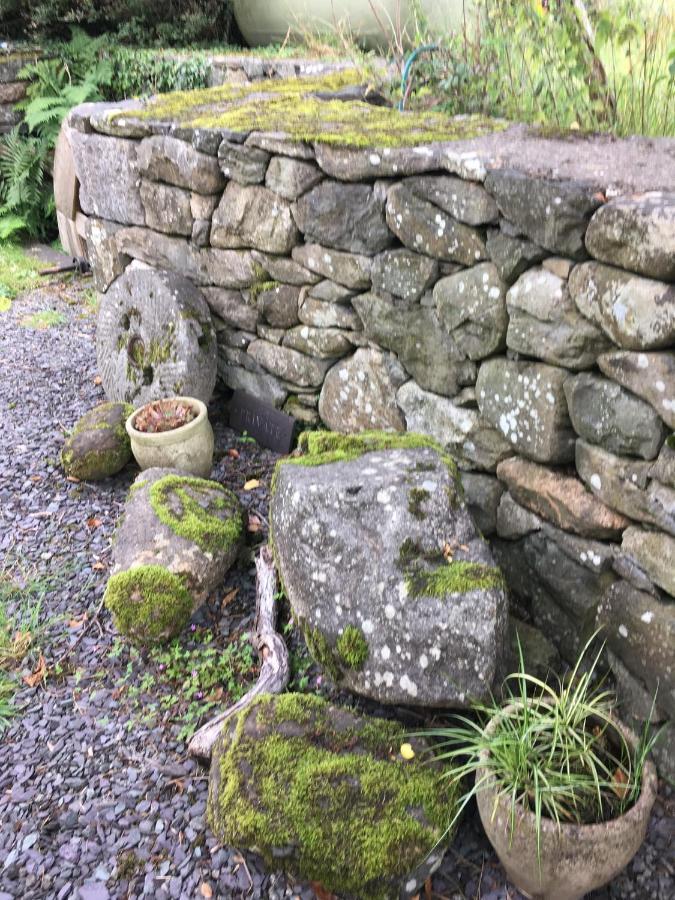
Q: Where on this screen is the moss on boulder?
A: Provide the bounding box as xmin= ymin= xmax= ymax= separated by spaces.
xmin=104 ymin=564 xmax=193 ymax=645
xmin=208 ymin=693 xmax=459 ymax=899
xmin=61 ymin=402 xmax=134 ymax=481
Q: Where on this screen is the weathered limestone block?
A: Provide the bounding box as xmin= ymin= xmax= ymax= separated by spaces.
xmin=271 ymin=433 xmax=509 ymax=706
xmin=564 ymin=373 xmax=668 ymax=460
xmin=621 ymin=526 xmax=675 ymax=598
xmin=292 ymin=180 xmax=393 ymax=254
xmin=569 ymin=262 xmax=675 ymax=350
xmin=265 ymin=155 xmax=323 ymax=200
xmin=71 ymin=132 xmax=145 ymax=226
xmin=461 ymin=473 xmax=504 ymax=536
xmin=476 ymin=359 xmax=576 ymax=464
xmin=313 ymin=141 xmax=443 ymax=180
xmin=319 ymin=349 xmax=407 ymax=432
xmin=106 ymin=468 xmax=243 ymax=644
xmin=247 ymin=340 xmax=332 ymax=388
xmin=435 ymin=262 xmax=508 ymax=359
xmin=299 ymin=296 xmax=362 ymax=330
xmin=597 ymin=350 xmax=675 ymax=430
xmin=61 ymin=402 xmax=133 ymax=481
xmin=371 ymin=249 xmax=438 ymax=302
xmin=585 ymin=192 xmax=675 ymax=281
xmin=576 ymin=440 xmax=675 ymax=536
xmin=96 ymin=267 xmax=217 ymax=405
xmin=137 ymin=134 xmax=225 ymax=193
xmin=397 ymin=380 xmax=512 ymax=472
xmin=597 ymin=580 xmax=675 ymax=718
xmin=207 ymin=693 xmax=457 ymax=899
xmin=543 ymin=257 xmax=574 ymax=279
xmin=293 ymin=243 xmax=372 ymax=290
xmin=386 ymin=182 xmax=488 ymax=265
xmin=496 ymin=492 xmax=544 ymax=540
xmin=84 ymin=218 xmax=128 ymax=292
xmin=202 ymin=288 xmax=259 ymax=331
xmin=506 ymin=268 xmax=611 ymax=369
xmin=283 ymin=325 xmax=353 ymax=359
xmin=218 ymin=140 xmax=269 ymax=184
xmin=190 ymin=192 xmax=220 ymax=221
xmin=257 ymin=284 xmax=301 ymax=328
xmin=651 ymin=441 xmax=675 ymax=489
xmin=353 ymin=293 xmax=476 ymax=396
xmin=496 ymin=456 xmax=629 ymax=539
xmin=251 ymin=250 xmax=321 ymax=286
xmin=486 ymin=230 xmax=547 ymax=284
xmin=211 ymin=182 xmax=299 ymax=254
xmin=484 ymin=170 xmax=602 ymax=258
xmin=140 ymin=180 xmax=193 ymax=236
xmin=219 ymin=364 xmax=288 ymax=408
xmin=308 ymin=280 xmax=355 ymax=303
xmin=404 ymin=174 xmax=499 ymax=226
xmin=247 ymin=132 xmax=314 ymax=159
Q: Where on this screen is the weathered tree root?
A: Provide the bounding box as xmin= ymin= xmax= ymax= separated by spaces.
xmin=188 ymin=544 xmax=290 ymax=761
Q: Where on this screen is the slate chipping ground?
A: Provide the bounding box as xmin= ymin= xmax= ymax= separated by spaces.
xmin=0 ymin=279 xmax=673 ymax=899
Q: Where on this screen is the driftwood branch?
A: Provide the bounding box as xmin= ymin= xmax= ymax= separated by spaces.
xmin=188 ymin=545 xmax=289 ymax=761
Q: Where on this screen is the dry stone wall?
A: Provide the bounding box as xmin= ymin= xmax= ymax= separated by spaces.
xmin=70 ymin=87 xmax=675 ymax=775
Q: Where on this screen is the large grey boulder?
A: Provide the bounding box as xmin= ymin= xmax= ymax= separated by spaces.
xmin=211 ymin=182 xmax=299 ymax=254
xmin=96 ymin=267 xmax=217 ymax=405
xmin=353 ymin=293 xmax=476 ymax=396
xmin=564 ymin=373 xmax=668 ymax=460
xmin=569 ymin=262 xmax=675 ymax=350
xmin=319 ymin=349 xmax=407 ymax=432
xmin=404 ymin=174 xmax=499 ymax=226
xmin=476 ymin=359 xmax=576 ymax=463
xmin=71 ymin=132 xmax=145 ymax=226
xmin=106 ymin=468 xmax=243 ymax=644
xmin=292 ymin=180 xmax=393 ymax=254
xmin=585 ymin=192 xmax=675 ymax=281
xmin=207 ymin=693 xmax=458 ymax=900
xmin=217 ymin=141 xmax=269 ymax=184
xmin=271 ymin=432 xmax=509 ymax=707
xmin=257 ymin=284 xmax=301 ymax=328
xmin=265 ymin=156 xmax=323 ymax=200
xmin=386 ymin=182 xmax=488 ymax=265
xmin=202 ymin=288 xmax=259 ymax=331
xmin=139 ymin=180 xmax=193 ymax=236
xmin=434 ymin=262 xmax=508 ymax=359
xmin=397 ymin=380 xmax=512 ymax=472
xmin=484 ymin=170 xmax=602 ymax=258
xmin=137 ymin=134 xmax=225 ymax=193
xmin=597 ymin=350 xmax=675 ymax=429
xmin=372 ymin=248 xmax=438 ymax=302
xmin=506 ymin=268 xmax=611 ymax=369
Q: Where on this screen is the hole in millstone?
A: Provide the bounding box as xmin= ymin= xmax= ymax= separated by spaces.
xmin=346 ymin=485 xmax=362 ymax=496
xmin=142 ymin=366 xmax=154 ymax=386
xmin=121 ymin=314 xmax=130 ymax=330
xmin=197 ymin=334 xmax=208 ymax=348
xmin=127 ymin=336 xmax=145 ymax=368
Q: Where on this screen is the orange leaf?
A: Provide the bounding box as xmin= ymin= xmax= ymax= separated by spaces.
xmin=66 ymin=476 xmax=80 ymax=483
xmin=199 ymin=883 xmax=213 ymax=899
xmin=310 ymin=883 xmax=338 ymax=900
xmin=93 ymin=375 xmax=102 ymax=385
xmin=244 ymin=478 xmax=260 ymax=491
xmin=247 ymin=515 xmax=262 ymax=533
xmin=612 ymin=767 xmax=630 ymax=800
xmin=227 ymin=448 xmax=240 ymax=459
xmin=87 ymin=517 xmax=102 ymax=529
xmin=23 ymin=654 xmax=46 ymax=688
xmin=222 ymin=588 xmax=238 ymax=607
xmin=68 ymin=613 xmax=88 ymax=629
xmin=92 ymin=561 xmax=106 ymax=571
xmin=424 ymin=877 xmax=432 ymax=899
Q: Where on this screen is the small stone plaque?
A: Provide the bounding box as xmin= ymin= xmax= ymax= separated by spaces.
xmin=229 ymin=390 xmax=296 ymax=453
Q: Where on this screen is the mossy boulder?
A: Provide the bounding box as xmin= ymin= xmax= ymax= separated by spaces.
xmin=104 ymin=564 xmax=193 ymax=646
xmin=270 ymin=431 xmax=509 ymax=707
xmin=108 ymin=468 xmax=243 ymax=643
xmin=61 ymin=401 xmax=134 ymax=480
xmin=208 ymin=693 xmax=460 ymax=899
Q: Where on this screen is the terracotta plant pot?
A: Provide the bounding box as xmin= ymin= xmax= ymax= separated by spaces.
xmin=475 ymin=705 xmax=658 ymax=900
xmin=126 ymin=397 xmax=214 ymax=479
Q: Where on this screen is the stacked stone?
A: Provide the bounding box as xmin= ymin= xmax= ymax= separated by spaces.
xmin=71 ymin=96 xmax=675 ymax=775
xmin=0 ymin=51 xmax=39 ymax=134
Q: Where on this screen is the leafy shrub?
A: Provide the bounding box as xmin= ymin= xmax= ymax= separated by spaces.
xmin=105 ymin=48 xmax=210 ymax=99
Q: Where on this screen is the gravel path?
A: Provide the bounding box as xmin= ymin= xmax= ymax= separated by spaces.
xmin=0 ymin=277 xmax=672 ymax=900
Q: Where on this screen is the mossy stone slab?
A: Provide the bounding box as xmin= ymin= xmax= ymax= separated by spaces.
xmin=61 ymin=402 xmax=133 ymax=481
xmin=208 ymin=693 xmax=460 ymax=899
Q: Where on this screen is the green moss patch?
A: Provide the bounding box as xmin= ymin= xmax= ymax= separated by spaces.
xmin=104 ymin=565 xmax=193 ymax=646
xmin=149 ymin=474 xmax=243 ymax=555
xmin=60 ymin=402 xmax=134 ymax=481
xmin=336 ymin=625 xmax=369 ymax=670
xmin=405 ymin=560 xmax=506 ymax=599
xmin=112 ymin=71 xmax=505 ymax=149
xmin=209 ymin=694 xmax=459 ymax=899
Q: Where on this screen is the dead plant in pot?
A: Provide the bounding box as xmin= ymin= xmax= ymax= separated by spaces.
xmin=418 ymin=634 xmax=660 ymax=900
xmin=126 ymin=396 xmax=214 ymax=478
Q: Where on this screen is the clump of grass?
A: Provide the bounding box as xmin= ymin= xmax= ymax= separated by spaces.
xmin=20 ymin=310 xmax=67 ymax=329
xmin=0 ymin=242 xmax=42 ymax=309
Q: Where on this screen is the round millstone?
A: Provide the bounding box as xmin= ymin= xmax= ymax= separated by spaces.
xmin=96 ymin=267 xmax=217 ymax=405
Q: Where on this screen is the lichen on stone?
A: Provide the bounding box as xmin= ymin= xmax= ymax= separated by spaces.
xmin=405 ymin=560 xmax=506 ymax=598
xmin=302 ymin=619 xmax=342 ymax=682
xmin=208 ymin=693 xmax=458 ymax=899
xmin=336 ymin=625 xmax=369 ymax=670
xmin=112 ymin=71 xmax=506 ymax=149
xmin=104 ymin=564 xmax=193 ymax=645
xmin=408 ymin=487 xmax=431 ymax=520
xmin=149 ymin=474 xmax=243 ymax=555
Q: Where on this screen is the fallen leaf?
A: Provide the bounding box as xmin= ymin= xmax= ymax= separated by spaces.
xmin=30 ymin=475 xmax=42 ymax=483
xmin=244 ymin=478 xmax=260 ymax=491
xmin=92 ymin=561 xmax=106 ymax=571
xmin=93 ymin=375 xmax=102 ymax=385
xmin=68 ymin=613 xmax=88 ymax=629
xmin=199 ymin=883 xmax=213 ymax=898
xmin=87 ymin=517 xmax=102 ymax=529
xmin=227 ymin=448 xmax=240 ymax=459
xmin=612 ymin=767 xmax=630 ymax=800
xmin=23 ymin=654 xmax=47 ymax=688
xmin=400 ymin=742 xmax=415 ymax=761
xmin=424 ymin=877 xmax=432 ymax=899
xmin=66 ymin=476 xmax=80 ymax=483
xmin=310 ymin=883 xmax=338 ymax=900
xmin=222 ymin=587 xmax=238 ymax=606
xmin=247 ymin=514 xmax=262 ymax=533
xmin=167 ymin=777 xmax=185 ymax=794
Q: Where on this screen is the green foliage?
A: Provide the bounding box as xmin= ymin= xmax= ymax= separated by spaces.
xmin=0 ymin=129 xmax=53 ymax=241
xmin=104 ymin=565 xmax=194 ymax=646
xmin=416 ymin=632 xmax=660 ymax=859
xmin=105 ymin=48 xmax=210 ymax=99
xmin=412 ymin=0 xmax=674 ymax=137
xmin=0 ymin=242 xmax=42 ymax=305
xmin=336 ymin=625 xmax=369 ymax=670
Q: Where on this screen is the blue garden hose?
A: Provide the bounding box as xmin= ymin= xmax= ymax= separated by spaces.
xmin=399 ymin=43 xmax=439 ymax=111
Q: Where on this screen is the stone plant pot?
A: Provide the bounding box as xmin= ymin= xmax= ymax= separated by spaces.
xmin=126 ymin=397 xmax=214 ymax=479
xmin=475 ymin=705 xmax=658 ymax=900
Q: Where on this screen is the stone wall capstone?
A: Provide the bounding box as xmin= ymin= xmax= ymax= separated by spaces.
xmin=70 ymin=74 xmax=675 ymax=776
